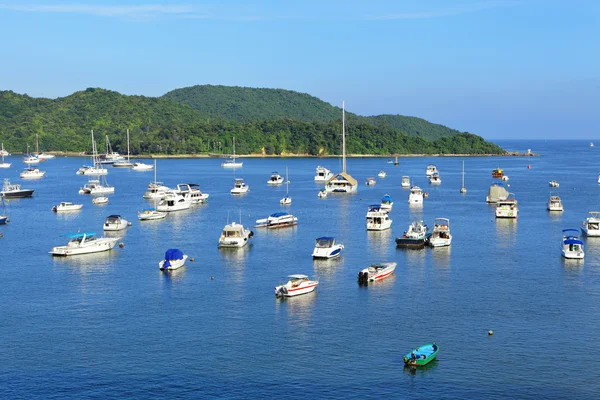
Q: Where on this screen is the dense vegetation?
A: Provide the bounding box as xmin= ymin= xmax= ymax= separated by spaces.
xmin=0 ymin=87 xmax=506 ymax=155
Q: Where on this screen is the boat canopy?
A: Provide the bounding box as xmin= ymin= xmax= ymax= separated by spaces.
xmin=564 ymin=239 xmax=584 ymax=245
xmin=270 ymin=212 xmax=289 ymax=218
xmin=164 ymin=248 xmax=184 ymax=261
xmin=288 ymin=274 xmax=308 ymax=279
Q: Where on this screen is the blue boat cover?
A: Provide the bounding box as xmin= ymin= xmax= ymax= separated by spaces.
xmin=164 ymin=248 xmax=184 ymax=268
xmin=564 ymin=239 xmax=583 ymax=245
xmin=270 ymin=212 xmax=289 ymax=217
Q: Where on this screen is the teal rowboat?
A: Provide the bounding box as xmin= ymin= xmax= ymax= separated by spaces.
xmin=403 ymin=343 xmax=439 ymax=366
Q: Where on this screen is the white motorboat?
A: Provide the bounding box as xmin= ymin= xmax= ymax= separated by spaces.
xmin=318 ymin=189 xmax=327 ymax=198
xmin=460 ymin=160 xmax=467 ymax=193
xmin=218 ymin=221 xmax=254 ymax=248
xmin=156 ymin=191 xmax=192 ymax=212
xmin=380 ymin=194 xmax=393 ymax=211
xmin=138 ymin=208 xmax=167 ymax=221
xmin=52 ymin=202 xmax=83 ymax=212
xmin=274 ymin=275 xmax=319 ymax=297
xmin=365 ymin=177 xmax=376 ymax=186
xmin=20 ymin=167 xmax=46 ymax=179
xmin=103 ymin=215 xmax=129 ymax=231
xmin=561 ymin=229 xmax=584 ymax=259
xmin=177 ymin=183 xmax=209 ymax=204
xmin=112 ymin=130 xmax=133 ymax=168
xmin=312 ymin=237 xmax=344 ymax=259
xmin=280 ymin=168 xmax=291 ymax=204
xmin=254 ymin=212 xmax=298 ymax=229
xmin=426 ymin=164 xmax=437 ymax=177
xmin=76 ymin=165 xmax=108 ymax=176
xmin=408 ymin=185 xmax=424 ymax=205
xmin=92 ymin=196 xmax=109 ymax=205
xmin=429 ymin=172 xmax=441 ymax=185
xmin=1 ymin=179 xmax=34 ymax=198
xmin=401 ymin=176 xmax=410 ymax=188
xmin=378 ymin=170 xmax=386 ymax=178
xmin=132 ymin=162 xmax=153 ymax=171
xmin=547 ymin=194 xmax=564 ymax=212
xmin=231 ymin=178 xmax=249 ymax=195
xmin=496 ymin=194 xmax=518 ymax=218
xmin=221 ymin=137 xmax=243 ymax=168
xmin=486 ymin=183 xmax=509 ymax=203
xmin=49 ymin=232 xmax=120 ymax=256
xmin=0 ymin=143 xmax=11 ymax=168
xmin=366 ymin=205 xmax=392 ymax=231
xmin=549 ymin=180 xmax=559 ymax=188
xmin=429 ymin=218 xmax=452 ymax=247
xmin=267 ymin=172 xmax=284 ymax=185
xmin=159 ymin=249 xmax=188 ymax=271
xmin=581 ymin=212 xmax=600 ymax=236
xmin=357 ymin=262 xmax=397 ymax=284
xmin=325 ymin=101 xmax=357 ymax=194
xmin=314 ymin=166 xmax=334 ymax=182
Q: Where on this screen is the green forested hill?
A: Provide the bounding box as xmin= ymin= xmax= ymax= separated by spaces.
xmin=0 ymin=87 xmax=506 ymax=155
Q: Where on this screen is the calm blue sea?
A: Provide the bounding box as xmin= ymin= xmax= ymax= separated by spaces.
xmin=0 ymin=140 xmax=598 ymax=399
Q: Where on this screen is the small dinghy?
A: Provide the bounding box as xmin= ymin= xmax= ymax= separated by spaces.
xmin=403 ymin=343 xmax=439 ymax=366
xmin=159 ymin=248 xmax=188 ymax=271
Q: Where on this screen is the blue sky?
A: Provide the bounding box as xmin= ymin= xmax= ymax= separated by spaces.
xmin=0 ymin=0 xmax=598 ymax=139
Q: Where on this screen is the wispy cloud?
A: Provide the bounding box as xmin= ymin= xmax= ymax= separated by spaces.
xmin=368 ymin=1 xmax=519 ymax=20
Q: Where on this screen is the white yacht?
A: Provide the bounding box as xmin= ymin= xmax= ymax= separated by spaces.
xmin=426 ymin=164 xmax=437 ymax=177
xmin=177 ymin=183 xmax=209 ymax=204
xmin=496 ymin=194 xmax=518 ymax=218
xmin=103 ymin=215 xmax=129 ymax=231
xmin=378 ymin=170 xmax=386 ymax=178
xmin=50 ymin=232 xmax=120 ymax=256
xmin=275 ymin=275 xmax=318 ymax=297
xmin=408 ymin=186 xmax=424 ymax=205
xmin=312 ymin=237 xmax=344 ymax=259
xmin=0 ymin=143 xmax=11 ymax=168
xmin=366 ymin=205 xmax=392 ymax=231
xmin=52 ymin=202 xmax=83 ymax=212
xmin=20 ymin=167 xmax=46 ymax=180
xmin=218 ymin=221 xmax=254 ymax=248
xmin=401 ymin=176 xmax=410 ymax=188
xmin=156 ymin=191 xmax=192 ymax=212
xmin=547 ymin=194 xmax=564 ymax=212
xmin=254 ymin=212 xmax=298 ymax=229
xmin=314 ymin=166 xmax=334 ymax=183
xmin=429 ymin=172 xmax=441 ymax=185
xmin=581 ymin=212 xmax=600 ymax=236
xmin=429 ymin=218 xmax=452 ymax=247
xmin=159 ymin=249 xmax=188 ymax=271
xmin=380 ymin=194 xmax=393 ymax=211
xmin=561 ymin=229 xmax=584 ymax=259
xmin=132 ymin=162 xmax=153 ymax=171
xmin=325 ymin=101 xmax=357 ymax=194
xmin=221 ymin=137 xmax=243 ymax=168
xmin=230 ymin=178 xmax=249 ymax=195
xmin=357 ymin=262 xmax=397 ymax=285
xmin=267 ymin=172 xmax=284 ymax=185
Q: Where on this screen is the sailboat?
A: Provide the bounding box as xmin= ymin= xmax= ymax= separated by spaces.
xmin=23 ymin=144 xmax=40 ymax=164
xmin=113 ymin=129 xmax=134 ymax=168
xmin=325 ymin=101 xmax=357 ymax=193
xmin=280 ymin=167 xmax=291 ymax=205
xmin=460 ymin=160 xmax=467 ymax=193
xmin=76 ymin=130 xmax=108 ymax=175
xmin=221 ymin=137 xmax=243 ymax=168
xmin=0 ymin=144 xmax=11 ymax=168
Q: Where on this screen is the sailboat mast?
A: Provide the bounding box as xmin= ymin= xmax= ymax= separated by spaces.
xmin=342 ymin=101 xmax=346 ymax=173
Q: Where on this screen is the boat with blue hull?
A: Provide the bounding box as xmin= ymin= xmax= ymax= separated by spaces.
xmin=403 ymin=344 xmax=439 ymax=366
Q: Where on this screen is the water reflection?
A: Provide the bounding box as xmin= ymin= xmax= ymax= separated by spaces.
xmin=495 ymin=218 xmax=517 ymax=248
